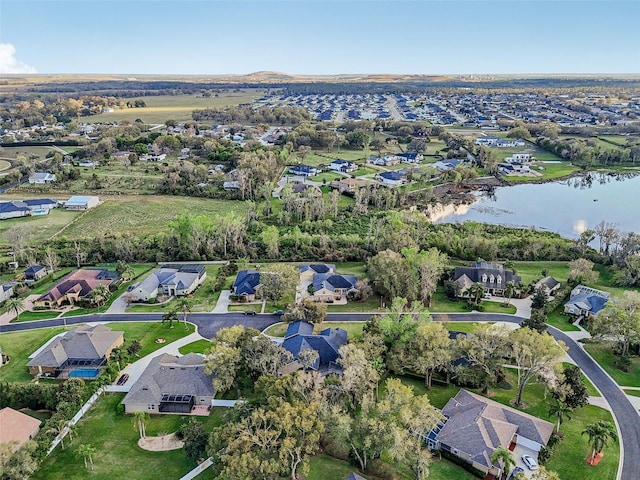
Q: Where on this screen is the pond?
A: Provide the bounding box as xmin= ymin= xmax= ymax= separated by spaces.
xmin=430 ymin=173 xmax=640 ymax=238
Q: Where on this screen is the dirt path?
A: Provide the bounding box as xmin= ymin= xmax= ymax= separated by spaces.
xmin=138 ymin=433 xmax=184 ymax=451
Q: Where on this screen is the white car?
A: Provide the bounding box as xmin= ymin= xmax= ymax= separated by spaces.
xmin=522 ymin=454 xmax=539 ymax=471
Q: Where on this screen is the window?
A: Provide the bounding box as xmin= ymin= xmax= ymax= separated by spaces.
xmin=148 ymin=404 xmax=155 ymax=410
xmin=482 ymin=274 xmax=487 ymax=283
xmin=497 ymin=275 xmax=502 ymax=284
xmin=489 ymin=275 xmax=495 ymax=284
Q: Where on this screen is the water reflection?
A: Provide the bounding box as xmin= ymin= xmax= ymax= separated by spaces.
xmin=431 ymin=173 xmax=640 ymax=239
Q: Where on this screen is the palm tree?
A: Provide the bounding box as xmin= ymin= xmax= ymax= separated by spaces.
xmin=582 ymin=421 xmax=618 ymax=465
xmin=503 ymin=280 xmax=517 ymax=307
xmin=491 ymin=445 xmax=516 ymax=480
xmin=5 ymin=297 xmax=24 ymax=321
xmin=118 ymin=262 xmax=135 ymax=282
xmin=46 ymin=419 xmax=69 ymax=450
xmin=466 ymin=282 xmax=485 ymax=307
xmin=132 ymin=411 xmax=150 ymax=439
xmin=177 ymin=297 xmax=192 ymax=330
xmin=90 ymin=284 xmax=110 ymax=307
xmin=161 ymin=310 xmax=178 ymax=328
xmin=78 ymin=443 xmax=96 ymax=470
xmin=548 ymin=399 xmax=572 ymax=432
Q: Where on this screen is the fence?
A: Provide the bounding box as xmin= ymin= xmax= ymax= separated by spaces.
xmin=46 ymin=386 xmax=105 ymax=455
xmin=178 ymin=458 xmax=213 ymax=480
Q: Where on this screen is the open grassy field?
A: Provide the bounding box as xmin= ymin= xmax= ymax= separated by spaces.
xmin=60 ymin=195 xmax=248 ymax=240
xmin=0 ymin=209 xmax=80 ymax=246
xmin=506 ymin=161 xmax=581 ymax=182
xmin=0 ymin=145 xmax=60 ymax=160
xmin=78 ymin=90 xmax=265 ymax=124
xmin=0 ymin=159 xmax=10 ymax=171
xmin=33 ymin=393 xmax=226 ymax=480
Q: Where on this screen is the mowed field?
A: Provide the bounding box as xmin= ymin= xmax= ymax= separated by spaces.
xmin=79 ymin=90 xmax=265 ymax=124
xmin=61 ymin=195 xmax=248 ymax=239
xmin=0 ymin=208 xmax=81 ymax=246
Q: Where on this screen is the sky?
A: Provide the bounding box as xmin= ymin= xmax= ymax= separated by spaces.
xmin=0 ymin=0 xmax=638 ymax=75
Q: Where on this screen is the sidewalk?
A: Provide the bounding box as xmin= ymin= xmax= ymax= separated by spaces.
xmin=119 ymin=331 xmax=206 ymax=386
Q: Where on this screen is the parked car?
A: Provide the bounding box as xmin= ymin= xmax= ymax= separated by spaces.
xmin=508 ymin=466 xmax=525 ymax=480
xmin=116 ymin=374 xmax=129 ymax=386
xmin=244 ymin=310 xmax=257 ymax=316
xmin=522 ymin=454 xmax=539 ymax=471
xmin=272 ymin=310 xmax=284 ymax=316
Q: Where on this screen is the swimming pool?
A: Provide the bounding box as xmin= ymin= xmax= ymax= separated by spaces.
xmin=69 ymin=368 xmax=101 ymax=379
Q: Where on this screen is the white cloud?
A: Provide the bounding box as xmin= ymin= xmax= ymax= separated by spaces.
xmin=0 ymin=43 xmax=36 ymax=74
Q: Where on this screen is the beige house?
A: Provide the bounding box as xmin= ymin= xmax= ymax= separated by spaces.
xmin=122 ymin=353 xmax=215 ymax=415
xmin=26 ymin=324 xmax=124 ymax=378
xmin=0 ymin=407 xmax=41 ymax=451
xmin=34 ymin=268 xmax=119 ymax=308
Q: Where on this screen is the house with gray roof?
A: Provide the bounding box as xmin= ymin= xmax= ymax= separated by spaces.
xmin=430 ymin=390 xmax=553 ymax=476
xmin=26 ymin=324 xmax=124 ymax=378
xmin=28 ymin=172 xmax=56 ymax=184
xmin=453 ymin=262 xmax=520 ymax=297
xmin=129 ymin=264 xmax=206 ymax=302
xmin=564 ymin=285 xmax=610 ymax=318
xmin=280 ymin=321 xmax=347 ymax=372
xmin=121 ymin=353 xmax=215 ymax=414
xmin=232 ymin=269 xmax=262 ymax=301
xmin=311 ymin=272 xmax=358 ymax=303
xmin=534 ymin=276 xmax=561 ymax=297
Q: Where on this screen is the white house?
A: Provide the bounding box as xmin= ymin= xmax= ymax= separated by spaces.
xmin=505 ymin=152 xmax=533 ymax=163
xmin=129 ymin=264 xmax=207 ymax=302
xmin=65 ymin=196 xmax=100 ymax=210
xmin=376 ymin=170 xmax=406 ymax=187
xmin=327 ymin=159 xmax=358 ymax=173
xmin=499 ymin=163 xmax=530 ymax=175
xmin=369 ymin=155 xmax=401 ymax=166
xmin=28 ymin=172 xmax=56 ymax=184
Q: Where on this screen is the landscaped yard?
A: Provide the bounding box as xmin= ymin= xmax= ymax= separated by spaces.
xmin=583 ymin=341 xmax=640 ymax=387
xmin=263 ymin=321 xmax=367 ymax=341
xmin=430 ymin=288 xmax=516 ymax=314
xmin=546 ymin=308 xmax=581 ymax=332
xmin=33 ymin=393 xmax=226 ymax=480
xmin=178 ymin=339 xmax=211 ymax=355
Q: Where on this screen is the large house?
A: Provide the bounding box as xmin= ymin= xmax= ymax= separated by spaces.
xmin=311 ymin=272 xmax=358 ymax=303
xmin=475 ymin=136 xmax=526 ymax=148
xmin=65 ymin=195 xmax=99 ymax=210
xmin=0 ymin=284 xmax=14 ymax=304
xmin=232 ymin=270 xmax=262 ymax=302
xmin=369 ymin=154 xmax=401 ymax=166
xmin=327 ymin=159 xmax=358 ymax=173
xmin=0 ymin=407 xmax=41 ymax=452
xmin=289 ymin=165 xmax=321 ymax=177
xmin=499 ymin=162 xmax=530 ymax=175
xmin=564 ymin=285 xmax=610 ymax=317
xmin=0 ymin=198 xmax=58 ymax=220
xmin=34 ymin=268 xmax=120 ymax=308
xmin=428 ymin=390 xmax=554 ymax=476
xmin=281 ymin=321 xmax=348 ymax=372
xmin=299 ymin=264 xmax=336 ymax=281
xmin=376 ymin=170 xmax=406 ymax=187
xmin=453 ymin=262 xmax=521 ymax=297
xmin=397 ymin=152 xmax=424 ymax=164
xmin=505 ymin=153 xmax=533 ymax=164
xmin=534 ymin=276 xmax=561 ymax=297
xmin=26 ymin=324 xmax=124 ymax=378
xmin=28 ymin=172 xmax=56 ymax=184
xmin=128 ymin=264 xmax=207 ymax=302
xmin=121 ymin=353 xmax=215 ymax=414
xmin=330 ymin=178 xmax=367 ymax=194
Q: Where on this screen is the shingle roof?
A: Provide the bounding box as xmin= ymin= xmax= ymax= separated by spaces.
xmin=312 ymin=273 xmax=357 ymax=293
xmin=535 ymin=276 xmax=560 ymax=291
xmin=299 ymin=264 xmax=336 ymax=275
xmin=233 ymin=270 xmax=261 ymax=295
xmin=27 ymin=324 xmax=124 ymax=368
xmin=0 ymin=201 xmax=29 ymax=214
xmin=565 ymin=285 xmax=610 ymax=315
xmin=285 ymin=321 xmax=314 ymax=339
xmin=453 ymin=263 xmax=520 ymax=289
xmin=0 ymin=408 xmax=41 ymax=451
xmin=437 ymin=390 xmax=554 ymax=469
xmin=36 ymin=269 xmax=118 ymax=303
xmin=25 ymin=264 xmax=46 ymax=276
xmin=122 ymin=353 xmax=215 ymax=406
xmin=281 ymin=321 xmax=347 ymax=368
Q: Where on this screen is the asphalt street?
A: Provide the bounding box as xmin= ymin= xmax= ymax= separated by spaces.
xmin=1 ymin=311 xmax=637 ymax=479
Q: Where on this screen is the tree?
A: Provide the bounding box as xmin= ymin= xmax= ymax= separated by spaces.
xmin=554 ymin=364 xmax=589 ymax=409
xmin=491 ymin=445 xmax=516 ymax=480
xmin=465 ymin=282 xmax=485 ymax=307
xmin=288 ymin=298 xmax=327 ymax=324
xmin=337 ymin=343 xmax=381 ymax=410
xmin=90 ymin=284 xmax=110 ymax=307
xmin=261 ymin=225 xmax=280 ymax=258
xmin=503 ymin=280 xmax=517 ymax=307
xmin=46 ymin=419 xmax=69 ymax=450
xmin=161 ymin=310 xmax=178 ymax=328
xmin=127 ymin=340 xmax=143 ymax=357
xmin=402 ymin=247 xmax=448 ymax=307
xmin=259 ymin=264 xmax=299 ymax=302
xmin=591 ymin=291 xmax=640 ymax=357
xmin=568 ymin=258 xmax=598 ymax=284
xmin=73 ymin=241 xmax=87 ymax=268
xmin=548 ymin=398 xmax=572 ymax=432
xmin=1 ymin=440 xmax=38 ymax=480
xmin=531 ymin=286 xmax=548 ymax=310
xmin=530 ymin=466 xmax=561 ymax=480
xmin=77 ymin=443 xmax=96 ymax=471
xmin=177 ymin=297 xmax=192 ymax=329
xmin=367 ymin=250 xmax=418 ymax=302
xmin=456 ymin=324 xmax=510 ymax=393
xmin=44 ymin=246 xmax=59 ymax=274
xmin=132 ymin=411 xmax=150 ymax=439
xmin=5 ymin=298 xmax=24 ymax=321
xmin=510 ymin=328 xmax=567 ymax=406
xmin=390 ymin=321 xmax=452 ymax=388
xmin=582 ymin=421 xmax=617 ymax=464
xmin=179 ymin=418 xmax=209 ymax=463
xmin=116 ymin=261 xmax=135 ymax=281
xmin=522 ymin=308 xmax=547 ymax=333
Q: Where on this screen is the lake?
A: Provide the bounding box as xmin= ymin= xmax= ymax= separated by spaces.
xmin=430 ymin=173 xmax=640 ymax=238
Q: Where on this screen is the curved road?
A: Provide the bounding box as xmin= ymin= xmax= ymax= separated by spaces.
xmin=1 ymin=312 xmax=637 ymax=479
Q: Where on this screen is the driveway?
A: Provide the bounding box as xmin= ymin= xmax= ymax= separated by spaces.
xmin=211 ymin=290 xmax=231 ymax=313
xmin=511 ymin=444 xmax=539 ymax=478
xmin=0 ymin=294 xmax=46 ymax=325
xmin=106 ymin=291 xmax=130 ymax=313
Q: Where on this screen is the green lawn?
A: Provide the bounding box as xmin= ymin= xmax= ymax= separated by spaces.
xmin=178 ymin=339 xmax=211 ymax=355
xmin=506 ymin=162 xmax=580 ymax=182
xmin=13 ymin=311 xmax=61 ymax=322
xmin=547 ymin=308 xmax=581 ymax=332
xmin=228 ymin=303 xmax=262 ymax=312
xmin=354 ymin=166 xmax=378 ymax=176
xmin=512 ymin=261 xmax=569 ymax=285
xmin=34 ymin=393 xmax=226 ymax=480
xmin=430 ymin=288 xmax=516 ymax=314
xmin=583 ymin=341 xmax=640 ymax=387
xmin=264 ymin=321 xmax=367 ymax=341
xmin=308 ymin=172 xmax=345 ymax=184
xmin=623 ymin=389 xmax=640 ymax=398
xmin=0 ymin=326 xmax=72 ymax=382
xmin=0 ymin=321 xmax=192 ymax=382
xmin=326 ymin=296 xmax=383 ymax=312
